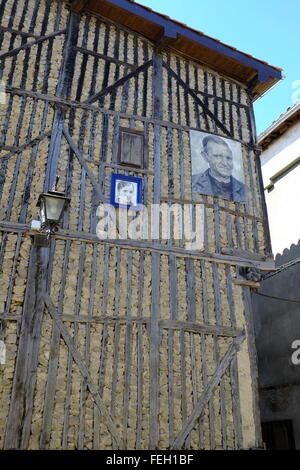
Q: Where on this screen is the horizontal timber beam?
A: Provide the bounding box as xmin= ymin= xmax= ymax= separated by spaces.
xmin=0 ymin=221 xmax=274 ymax=270
xmin=0 ymin=132 xmax=52 ymax=162
xmin=0 ymin=313 xmax=244 ymax=338
xmin=74 ymin=46 xmax=137 ymax=70
xmin=44 ymin=294 xmax=124 ymax=449
xmin=0 ymin=26 xmax=40 ymax=39
xmin=160 ymin=197 xmax=263 ymax=223
xmin=4 ymin=86 xmax=257 ymax=150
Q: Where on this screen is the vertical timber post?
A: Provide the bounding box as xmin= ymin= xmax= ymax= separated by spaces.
xmin=152 ymin=52 xmax=163 ymax=121
xmin=4 ymin=236 xmax=50 ymax=449
xmin=149 ymin=51 xmax=163 ymax=449
xmin=4 ymin=8 xmax=80 ymax=449
xmin=246 ymin=94 xmax=265 ymax=448
xmin=149 ymin=252 xmax=161 ymax=449
xmin=242 ymin=286 xmax=263 ymax=449
xmin=44 ymin=11 xmax=80 ymax=191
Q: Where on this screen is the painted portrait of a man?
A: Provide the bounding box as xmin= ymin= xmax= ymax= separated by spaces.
xmin=190 ymin=131 xmax=247 ymax=203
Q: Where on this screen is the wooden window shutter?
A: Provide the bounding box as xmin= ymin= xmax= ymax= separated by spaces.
xmin=119 ymin=128 xmax=144 ymax=168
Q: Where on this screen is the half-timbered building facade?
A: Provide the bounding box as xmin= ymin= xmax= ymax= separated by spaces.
xmin=0 ymin=0 xmax=282 ymax=450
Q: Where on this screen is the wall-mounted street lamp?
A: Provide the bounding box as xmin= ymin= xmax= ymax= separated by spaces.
xmin=36 ymin=177 xmax=70 ymax=238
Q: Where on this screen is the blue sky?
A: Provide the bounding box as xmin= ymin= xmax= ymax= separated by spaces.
xmin=136 ymin=0 xmax=300 ymax=135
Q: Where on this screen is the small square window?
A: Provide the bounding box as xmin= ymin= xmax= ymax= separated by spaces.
xmin=118 ymin=128 xmax=144 ymax=168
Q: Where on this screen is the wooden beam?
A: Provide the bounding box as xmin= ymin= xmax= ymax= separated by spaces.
xmin=154 ymin=34 xmax=177 ymax=53
xmin=162 ymin=61 xmax=232 ymax=138
xmin=160 ymin=319 xmax=243 ymax=338
xmin=0 ymin=29 xmax=66 ymax=60
xmin=70 ymin=0 xmax=88 ymax=13
xmin=242 ymin=287 xmax=263 ymax=448
xmin=44 ymin=294 xmax=124 ymax=449
xmin=221 ymin=247 xmax=269 ymax=262
xmin=171 ymin=333 xmax=245 ymax=449
xmin=233 ymin=279 xmax=260 ymax=289
xmin=152 ymin=53 xmax=163 ymax=120
xmin=20 ymin=237 xmax=50 ymax=449
xmin=75 ymin=45 xmax=137 ymax=69
xmin=0 ymin=222 xmax=276 ymax=276
xmin=40 ymin=240 xmax=71 ymax=449
xmin=44 ymin=12 xmax=80 ymax=192
xmin=62 ymin=126 xmax=107 ymax=204
xmin=149 ymin=252 xmax=160 ymax=449
xmin=4 ymin=238 xmax=49 ymax=449
xmin=0 ymin=25 xmax=39 ymax=39
xmin=0 ymin=312 xmax=244 ymax=339
xmin=4 ymin=86 xmax=259 ymax=152
xmin=84 ymin=59 xmax=153 ymax=104
xmin=0 ymin=220 xmax=276 ymax=271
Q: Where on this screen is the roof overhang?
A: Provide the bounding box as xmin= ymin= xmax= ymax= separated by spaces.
xmin=258 ymin=102 xmax=300 ymax=150
xmin=69 ymin=0 xmax=283 ymax=101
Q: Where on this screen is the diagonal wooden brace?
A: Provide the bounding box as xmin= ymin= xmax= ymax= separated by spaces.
xmin=44 ymin=294 xmax=124 ymax=449
xmin=0 ymin=30 xmax=66 ymax=60
xmin=171 ymin=333 xmax=245 ymax=449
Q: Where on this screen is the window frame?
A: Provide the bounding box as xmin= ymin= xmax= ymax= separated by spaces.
xmin=118 ymin=127 xmax=145 ymax=169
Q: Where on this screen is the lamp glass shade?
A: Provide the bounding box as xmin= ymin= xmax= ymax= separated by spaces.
xmin=43 ymin=194 xmax=66 ymax=222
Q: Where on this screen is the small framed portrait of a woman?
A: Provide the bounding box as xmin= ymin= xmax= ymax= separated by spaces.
xmin=110 ymin=173 xmax=142 ymax=210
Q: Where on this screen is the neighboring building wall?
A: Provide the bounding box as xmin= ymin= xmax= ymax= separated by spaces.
xmin=260 ymin=120 xmax=300 ymax=256
xmin=0 ymin=0 xmax=269 ymax=450
xmin=259 ymin=385 xmax=300 ymax=449
xmin=252 ymin=241 xmax=300 ymax=449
